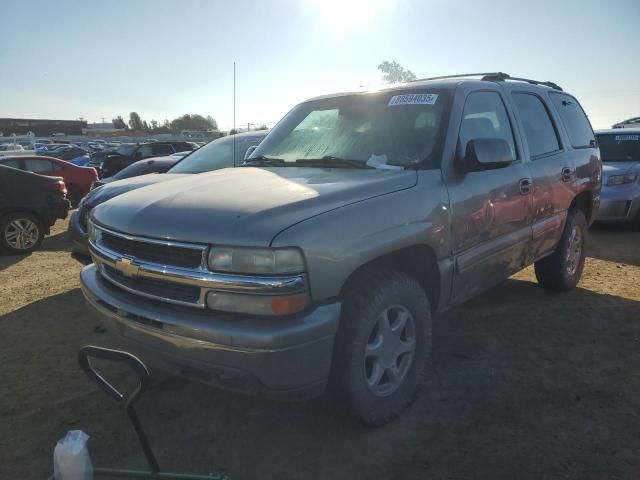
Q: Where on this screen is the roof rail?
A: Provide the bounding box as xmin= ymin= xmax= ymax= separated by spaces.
xmin=411 ymin=72 xmax=563 ymax=91
xmin=410 ymin=72 xmax=503 ymax=82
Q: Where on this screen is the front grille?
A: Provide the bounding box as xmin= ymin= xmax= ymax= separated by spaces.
xmin=100 ymin=231 xmax=204 ymax=269
xmin=102 ymin=265 xmax=201 ymax=305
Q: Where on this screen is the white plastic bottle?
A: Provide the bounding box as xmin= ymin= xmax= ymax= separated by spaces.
xmin=53 ymin=430 xmax=94 ymax=480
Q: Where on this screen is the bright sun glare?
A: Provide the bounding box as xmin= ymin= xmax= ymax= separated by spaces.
xmin=306 ymin=0 xmax=385 ymax=26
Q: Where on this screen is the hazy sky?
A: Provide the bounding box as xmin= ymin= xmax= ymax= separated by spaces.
xmin=1 ymin=0 xmax=639 ymax=130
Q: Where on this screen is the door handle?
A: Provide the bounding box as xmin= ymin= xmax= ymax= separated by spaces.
xmin=561 ymin=166 xmax=574 ymax=182
xmin=519 ymin=178 xmax=532 ymax=195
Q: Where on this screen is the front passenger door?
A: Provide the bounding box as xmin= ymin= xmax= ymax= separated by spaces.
xmin=446 ymin=90 xmax=534 ymax=305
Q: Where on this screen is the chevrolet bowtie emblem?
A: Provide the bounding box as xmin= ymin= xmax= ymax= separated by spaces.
xmin=114 ymin=257 xmax=140 ymax=278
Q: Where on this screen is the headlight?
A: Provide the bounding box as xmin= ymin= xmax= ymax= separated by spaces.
xmin=207 ymin=246 xmax=305 ymax=275
xmin=87 ymin=220 xmax=99 ymax=243
xmin=607 ymin=173 xmax=638 ymax=186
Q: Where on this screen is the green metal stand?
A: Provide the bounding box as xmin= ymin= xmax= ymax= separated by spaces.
xmin=49 ymin=346 xmax=228 ymax=480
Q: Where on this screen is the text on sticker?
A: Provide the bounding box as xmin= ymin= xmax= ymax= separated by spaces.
xmin=615 ymin=135 xmax=639 ymax=141
xmin=388 ymin=94 xmax=438 ymax=106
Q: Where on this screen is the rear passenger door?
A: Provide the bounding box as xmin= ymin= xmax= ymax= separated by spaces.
xmin=510 ymin=91 xmax=569 ymax=260
xmin=446 ymin=89 xmax=534 ymax=305
xmin=548 ymin=92 xmax=598 ymax=201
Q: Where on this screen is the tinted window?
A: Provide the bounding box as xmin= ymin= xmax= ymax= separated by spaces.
xmin=1 ymin=159 xmax=22 ymax=169
xmin=25 ymin=159 xmax=54 ymax=173
xmin=152 ymin=144 xmax=175 ymax=155
xmin=512 ymin=93 xmax=560 ymax=157
xmin=596 ymin=133 xmax=640 ymax=162
xmin=459 ymin=91 xmax=516 ymax=159
xmin=549 ymin=92 xmax=595 ymax=148
xmin=169 ymin=135 xmax=261 ymax=174
xmin=137 ymin=145 xmax=154 ymax=157
xmin=116 ymin=144 xmax=136 ymax=156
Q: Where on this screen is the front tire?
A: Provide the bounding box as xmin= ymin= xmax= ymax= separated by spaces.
xmin=535 ymin=208 xmax=587 ymax=291
xmin=333 ymin=267 xmax=432 ymax=426
xmin=0 ymin=213 xmax=45 ymax=255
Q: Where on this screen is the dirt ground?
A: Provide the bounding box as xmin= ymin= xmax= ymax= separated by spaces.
xmin=1 ymin=217 xmax=639 ymax=479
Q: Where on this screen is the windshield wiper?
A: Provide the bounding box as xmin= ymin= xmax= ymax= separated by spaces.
xmin=294 ymin=156 xmax=374 ymax=169
xmin=243 ymin=155 xmax=286 ymax=167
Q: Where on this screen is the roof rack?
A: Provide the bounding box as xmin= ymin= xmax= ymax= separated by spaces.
xmin=410 ymin=72 xmax=563 ymax=91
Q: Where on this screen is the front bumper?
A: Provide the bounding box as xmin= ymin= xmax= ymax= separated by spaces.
xmin=596 ymin=184 xmax=640 ymax=222
xmin=68 ymin=210 xmax=90 ymax=255
xmin=80 ymin=264 xmax=341 ymax=400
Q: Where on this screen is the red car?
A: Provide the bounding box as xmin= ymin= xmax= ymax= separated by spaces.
xmin=0 ymin=156 xmax=98 ymax=207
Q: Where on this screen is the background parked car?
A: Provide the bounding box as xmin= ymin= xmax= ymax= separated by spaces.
xmin=0 ymin=155 xmax=98 ymax=207
xmin=69 ymin=131 xmax=267 ymax=254
xmin=91 ymin=151 xmax=192 ymax=188
xmin=0 ymin=164 xmax=69 ymax=254
xmin=612 ymin=117 xmax=640 ymax=129
xmin=45 ymin=145 xmax=90 ymax=161
xmin=595 ymin=129 xmax=640 ymax=225
xmin=99 ymin=141 xmax=196 ymax=178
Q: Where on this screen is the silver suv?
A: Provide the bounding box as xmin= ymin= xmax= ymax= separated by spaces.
xmin=80 ymin=73 xmax=601 ymax=425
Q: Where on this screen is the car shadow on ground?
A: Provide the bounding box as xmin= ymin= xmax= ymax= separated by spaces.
xmin=3 ymin=279 xmax=640 ymax=479
xmin=588 ymin=223 xmax=640 ymax=267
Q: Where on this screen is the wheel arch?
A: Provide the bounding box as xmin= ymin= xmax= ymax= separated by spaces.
xmin=0 ymin=209 xmax=48 ymax=233
xmin=570 ymin=190 xmax=593 ymax=224
xmin=340 ymin=244 xmax=442 ymax=315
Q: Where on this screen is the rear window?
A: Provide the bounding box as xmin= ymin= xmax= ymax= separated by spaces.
xmin=549 ymin=93 xmax=595 ymax=148
xmin=596 ymin=133 xmax=640 ymax=162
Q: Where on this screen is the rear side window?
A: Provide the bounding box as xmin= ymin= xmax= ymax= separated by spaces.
xmin=25 ymin=159 xmax=54 ymax=173
xmin=512 ymin=93 xmax=561 ymax=158
xmin=152 ymin=144 xmax=174 ymax=155
xmin=1 ymin=159 xmax=22 ymax=169
xmin=549 ymin=93 xmax=595 ymax=148
xmin=459 ymin=91 xmax=516 ymax=159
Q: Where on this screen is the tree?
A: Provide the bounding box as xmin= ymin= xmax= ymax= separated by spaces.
xmin=128 ymin=112 xmax=144 ymax=131
xmin=142 ymin=120 xmax=150 ymax=132
xmin=229 ymin=129 xmax=238 ymax=135
xmin=112 ymin=116 xmax=127 ymax=130
xmin=170 ymin=114 xmax=217 ymax=132
xmin=256 ymin=124 xmax=269 ymax=130
xmin=150 ymin=119 xmax=159 ymax=131
xmin=206 ymin=115 xmax=218 ymax=130
xmin=378 ymin=60 xmax=417 ymax=84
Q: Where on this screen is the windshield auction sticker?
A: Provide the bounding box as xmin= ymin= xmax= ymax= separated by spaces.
xmin=388 ymin=94 xmax=438 ymax=106
xmin=615 ymin=135 xmax=639 ymax=141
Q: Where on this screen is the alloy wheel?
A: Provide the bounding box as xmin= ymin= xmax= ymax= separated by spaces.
xmin=364 ymin=305 xmax=417 ymax=397
xmin=4 ymin=218 xmax=40 ymax=251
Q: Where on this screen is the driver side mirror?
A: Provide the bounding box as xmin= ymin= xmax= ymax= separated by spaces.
xmin=244 ymin=145 xmax=258 ymax=160
xmin=457 ymin=138 xmax=513 ymax=173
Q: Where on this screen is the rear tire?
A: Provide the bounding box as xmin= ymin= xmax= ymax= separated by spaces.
xmin=332 ymin=267 xmax=432 ymax=426
xmin=0 ymin=212 xmax=45 ymax=255
xmin=535 ymin=209 xmax=587 ymax=291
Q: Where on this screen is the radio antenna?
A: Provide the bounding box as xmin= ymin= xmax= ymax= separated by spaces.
xmin=233 ymin=61 xmax=236 ymax=167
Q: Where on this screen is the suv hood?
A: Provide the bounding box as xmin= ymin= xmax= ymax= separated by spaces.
xmin=84 ymin=173 xmax=188 ymax=208
xmin=602 ymin=161 xmax=640 ymax=175
xmin=93 ymin=167 xmax=417 ymax=246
